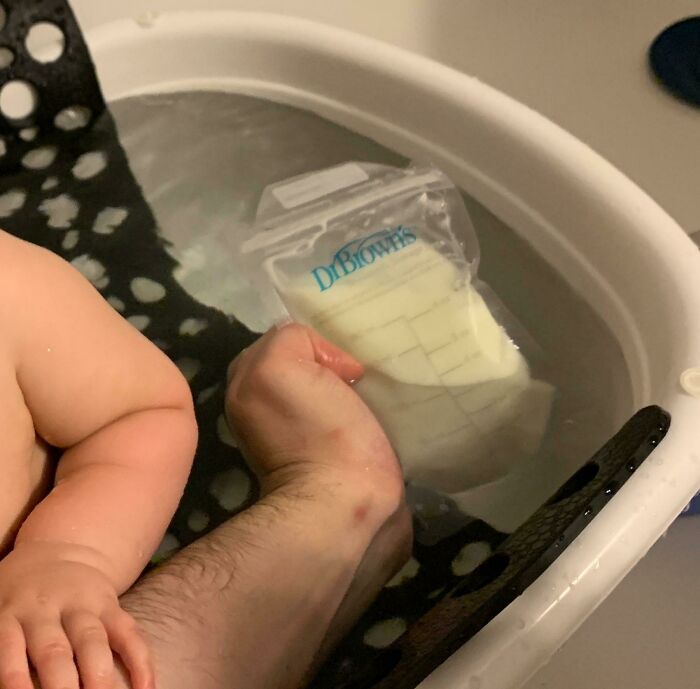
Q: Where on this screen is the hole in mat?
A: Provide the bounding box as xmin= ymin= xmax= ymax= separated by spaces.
xmin=451 ymin=552 xmax=511 ymax=597
xmin=0 ymin=46 xmax=14 ymax=69
xmin=0 ymin=80 xmax=39 ymax=121
xmin=54 ymin=105 xmax=92 ymax=131
xmin=545 ymin=461 xmax=599 ymax=505
xmin=25 ymin=22 xmax=66 ymax=63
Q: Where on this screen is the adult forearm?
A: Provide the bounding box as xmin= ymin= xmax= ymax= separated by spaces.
xmin=114 ymin=476 xmax=409 ymax=689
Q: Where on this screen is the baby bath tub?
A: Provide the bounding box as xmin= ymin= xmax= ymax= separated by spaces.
xmin=25 ymin=10 xmax=700 ymax=689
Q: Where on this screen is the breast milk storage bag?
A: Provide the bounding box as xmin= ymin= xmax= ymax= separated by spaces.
xmin=239 ymin=163 xmax=554 ymax=491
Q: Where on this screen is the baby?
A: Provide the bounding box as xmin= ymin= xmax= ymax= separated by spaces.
xmin=0 ymin=230 xmax=198 ymax=689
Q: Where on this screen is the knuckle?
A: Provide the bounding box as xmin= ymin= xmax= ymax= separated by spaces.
xmin=37 ymin=639 xmax=72 ymax=661
xmin=114 ymin=611 xmax=138 ymax=635
xmin=75 ymin=624 xmax=105 ymax=644
xmin=0 ymin=669 xmax=30 ymax=687
xmin=278 ymin=322 xmax=307 ymax=340
xmin=230 ymin=360 xmax=284 ymax=409
xmin=0 ymin=629 xmax=19 ymax=648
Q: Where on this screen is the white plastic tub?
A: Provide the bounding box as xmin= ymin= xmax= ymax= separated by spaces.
xmin=81 ymin=12 xmax=700 ymax=688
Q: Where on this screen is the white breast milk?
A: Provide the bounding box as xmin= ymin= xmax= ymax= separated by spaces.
xmin=240 ymin=162 xmax=554 ymax=493
xmin=282 ymin=237 xmax=554 ymax=491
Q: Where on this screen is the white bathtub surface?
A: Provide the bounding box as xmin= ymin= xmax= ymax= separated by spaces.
xmin=524 ymin=515 xmax=700 ymax=689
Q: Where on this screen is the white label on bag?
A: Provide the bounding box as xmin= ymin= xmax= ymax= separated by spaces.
xmin=272 ymin=163 xmax=369 ymax=209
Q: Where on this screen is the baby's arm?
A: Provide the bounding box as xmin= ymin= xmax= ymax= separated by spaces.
xmin=0 ymin=231 xmax=197 ymax=689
